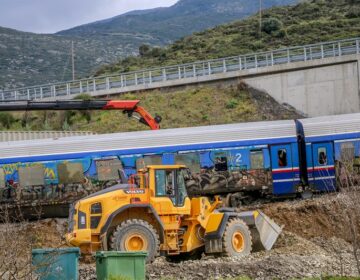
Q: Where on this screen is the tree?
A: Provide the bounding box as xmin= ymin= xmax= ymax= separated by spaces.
xmin=261 ymin=18 xmax=283 ymax=35
xmin=139 ymin=44 xmax=151 ymax=57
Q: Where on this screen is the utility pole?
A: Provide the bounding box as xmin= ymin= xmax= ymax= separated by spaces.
xmin=71 ymin=41 xmax=75 ymax=81
xmin=259 ymin=0 xmax=262 ymax=37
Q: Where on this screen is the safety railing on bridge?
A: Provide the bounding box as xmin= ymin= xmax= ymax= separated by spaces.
xmin=1 ymin=37 xmax=360 ymax=101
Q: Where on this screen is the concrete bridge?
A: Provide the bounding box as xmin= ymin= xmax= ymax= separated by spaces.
xmin=2 ymin=38 xmax=360 ymax=117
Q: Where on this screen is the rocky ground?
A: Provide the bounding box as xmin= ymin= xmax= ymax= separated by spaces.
xmin=78 ymin=193 xmax=360 ymax=279
xmin=79 ymin=232 xmax=358 ymax=279
xmin=0 ymin=193 xmax=357 ymax=279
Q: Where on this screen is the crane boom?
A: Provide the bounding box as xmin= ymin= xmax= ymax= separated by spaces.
xmin=0 ymin=100 xmax=161 ymax=130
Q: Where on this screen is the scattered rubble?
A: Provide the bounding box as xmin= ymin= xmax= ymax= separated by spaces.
xmin=2 ymin=194 xmax=357 ymax=279
xmin=78 ymin=193 xmax=360 ymax=279
xmin=145 ymin=233 xmax=357 ymax=279
xmin=79 ymin=231 xmax=358 ymax=279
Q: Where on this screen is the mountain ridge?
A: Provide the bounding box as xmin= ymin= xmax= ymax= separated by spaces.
xmin=1 ymin=0 xmax=298 ymax=89
xmin=57 ymin=0 xmax=298 ymax=42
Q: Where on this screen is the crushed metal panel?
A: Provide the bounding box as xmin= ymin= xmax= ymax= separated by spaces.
xmin=96 ymin=158 xmax=123 ymax=181
xmin=136 ymin=155 xmax=162 ymax=170
xmin=175 ymin=153 xmax=201 ymax=173
xmin=58 ymin=162 xmax=84 ymax=184
xmin=19 ymin=166 xmax=45 ymax=187
xmin=0 ymin=168 xmax=5 ymax=188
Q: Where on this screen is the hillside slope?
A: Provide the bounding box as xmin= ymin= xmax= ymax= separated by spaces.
xmin=96 ymin=0 xmax=360 ymax=75
xmin=1 ymin=0 xmax=297 ymax=89
xmin=0 ymin=84 xmax=302 ymax=133
xmin=0 ymin=27 xmax=134 ymax=89
xmin=59 ymin=0 xmax=297 ymax=43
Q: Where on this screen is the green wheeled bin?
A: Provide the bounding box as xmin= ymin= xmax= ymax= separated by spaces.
xmin=96 ymin=251 xmax=147 ymax=280
xmin=32 ymin=248 xmax=80 ymax=280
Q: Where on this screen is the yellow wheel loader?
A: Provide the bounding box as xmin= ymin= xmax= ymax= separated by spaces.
xmin=66 ymin=165 xmax=282 ymax=261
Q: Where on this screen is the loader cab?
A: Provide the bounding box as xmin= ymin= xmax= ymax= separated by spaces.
xmin=147 ymin=165 xmax=191 ymax=215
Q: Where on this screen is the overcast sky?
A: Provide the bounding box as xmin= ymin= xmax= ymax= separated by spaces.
xmin=0 ymin=0 xmax=178 ymax=34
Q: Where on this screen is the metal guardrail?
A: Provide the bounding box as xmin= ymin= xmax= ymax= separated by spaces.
xmin=1 ymin=37 xmax=360 ymax=101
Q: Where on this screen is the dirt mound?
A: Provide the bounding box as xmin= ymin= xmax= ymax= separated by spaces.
xmin=246 ymin=85 xmax=305 ymax=120
xmin=142 ymin=232 xmax=357 ymax=280
xmin=28 ymin=218 xmax=68 ymax=248
xmin=256 ymin=194 xmax=355 ymax=242
xmin=0 ymin=218 xmax=67 ymax=249
xmin=0 ymin=218 xmax=68 ymax=278
xmin=78 ymin=194 xmax=360 ymax=279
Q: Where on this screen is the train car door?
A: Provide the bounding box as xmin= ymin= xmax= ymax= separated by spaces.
xmin=311 ymin=142 xmax=336 ymax=191
xmin=270 ymin=144 xmax=295 ymax=195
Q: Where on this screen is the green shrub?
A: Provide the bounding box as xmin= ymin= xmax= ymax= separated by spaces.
xmin=202 ymin=114 xmax=209 ymax=121
xmin=226 ymin=99 xmax=239 ymax=109
xmin=261 ymin=18 xmax=283 ymax=35
xmin=0 ymin=112 xmax=16 ymax=129
xmin=74 ymin=93 xmax=93 ymax=101
xmin=273 ymin=28 xmax=287 ymax=38
xmin=345 ymin=0 xmax=360 ymax=4
xmin=345 ymin=6 xmax=360 ymax=18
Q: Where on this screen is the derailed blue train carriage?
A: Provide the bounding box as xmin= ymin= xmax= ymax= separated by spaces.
xmin=301 ymin=114 xmax=360 ymax=192
xmin=0 ymin=113 xmax=359 ymax=217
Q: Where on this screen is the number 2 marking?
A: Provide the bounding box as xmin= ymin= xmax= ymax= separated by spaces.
xmin=235 ymin=153 xmax=242 ymax=163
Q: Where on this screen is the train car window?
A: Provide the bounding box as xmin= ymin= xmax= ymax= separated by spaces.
xmin=277 ymin=149 xmax=288 ymax=167
xmin=175 ymin=153 xmax=200 ymax=173
xmin=318 ymin=148 xmax=327 ymax=165
xmin=136 ymin=155 xmax=162 ymax=170
xmin=19 ymin=166 xmax=45 ymax=187
xmin=0 ymin=168 xmax=5 ymax=189
xmin=250 ymin=151 xmax=264 ymax=169
xmin=96 ymin=158 xmax=123 ymax=181
xmin=214 ymin=156 xmax=228 ymax=171
xmin=58 ymin=162 xmax=84 ymax=184
xmin=341 ymin=142 xmax=355 ymax=162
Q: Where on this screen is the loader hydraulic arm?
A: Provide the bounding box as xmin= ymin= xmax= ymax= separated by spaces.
xmin=0 ymin=100 xmax=161 ymax=130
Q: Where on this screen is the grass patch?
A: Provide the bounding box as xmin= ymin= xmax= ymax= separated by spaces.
xmin=1 ymin=85 xmax=299 ymax=133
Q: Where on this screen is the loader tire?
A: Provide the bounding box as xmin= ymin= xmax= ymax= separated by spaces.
xmin=110 ymin=219 xmax=159 ymax=262
xmin=222 ymin=218 xmax=252 ymax=257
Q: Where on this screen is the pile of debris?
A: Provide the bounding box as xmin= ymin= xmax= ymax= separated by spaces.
xmin=2 ymin=193 xmax=358 ymax=279
xmin=145 ymin=232 xmax=357 ymax=279
xmin=79 ymin=231 xmax=357 ymax=279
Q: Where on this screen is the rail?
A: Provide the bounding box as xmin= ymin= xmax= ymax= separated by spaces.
xmin=1 ymin=37 xmax=360 ymax=101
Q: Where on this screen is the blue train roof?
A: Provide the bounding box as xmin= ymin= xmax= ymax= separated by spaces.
xmin=0 ymin=113 xmax=359 ymax=161
xmin=301 ymin=113 xmax=360 ymax=142
xmin=0 ymin=119 xmax=297 ymax=160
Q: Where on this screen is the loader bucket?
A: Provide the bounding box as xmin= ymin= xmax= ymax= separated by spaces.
xmin=239 ymin=210 xmax=283 ymax=251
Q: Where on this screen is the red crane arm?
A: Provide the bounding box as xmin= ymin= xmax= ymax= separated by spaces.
xmin=102 ymin=100 xmax=141 ymax=110
xmin=0 ymin=99 xmax=161 ymax=130
xmin=101 ymin=100 xmax=161 ymax=130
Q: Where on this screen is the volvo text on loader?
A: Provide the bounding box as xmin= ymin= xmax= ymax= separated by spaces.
xmin=66 ymin=165 xmax=282 ymax=261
